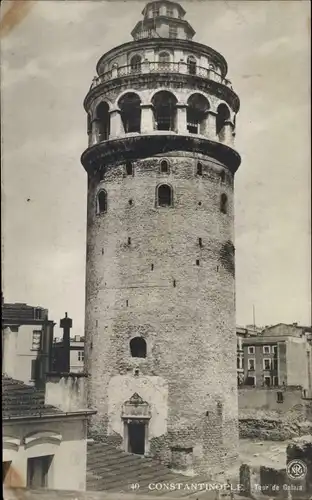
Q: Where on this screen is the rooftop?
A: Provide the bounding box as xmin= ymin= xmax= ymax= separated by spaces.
xmin=2 ymin=302 xmax=48 ymax=325
xmin=2 ymin=376 xmax=64 ymax=419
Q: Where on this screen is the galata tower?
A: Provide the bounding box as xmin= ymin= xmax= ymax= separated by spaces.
xmin=81 ymin=0 xmax=241 ymax=476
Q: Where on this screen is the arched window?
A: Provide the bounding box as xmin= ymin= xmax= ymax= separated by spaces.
xmin=130 ymin=54 xmax=142 ymax=73
xmin=95 ymin=102 xmax=110 ymax=141
xmin=118 ymin=93 xmax=141 ymax=133
xmin=87 ymin=113 xmax=92 ymax=135
xmin=158 ymin=51 xmax=170 ymax=71
xmin=152 ymin=91 xmax=177 ymax=131
xmin=157 ymin=184 xmax=173 ymax=207
xmin=220 ymin=193 xmax=228 ymax=214
xmin=187 ymin=94 xmax=210 ymax=135
xmin=126 ymin=161 xmax=133 ymax=176
xmin=197 ymin=162 xmax=203 ymax=176
xmin=130 ymin=337 xmax=146 ymax=358
xmin=187 ymin=56 xmax=196 ymax=75
xmin=216 ymin=104 xmax=230 ymax=139
xmin=97 ymin=190 xmax=107 ymax=214
xmin=160 ymin=160 xmax=169 ymax=173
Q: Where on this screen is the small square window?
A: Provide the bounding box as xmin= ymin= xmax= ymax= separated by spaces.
xmin=277 ymin=391 xmax=284 ymax=403
xmin=32 ymin=331 xmax=42 ymax=351
xmin=248 ymin=358 xmax=255 ymax=371
xmin=78 ymin=351 xmax=84 ymax=362
xmin=34 ymin=308 xmax=42 ymax=320
xmin=248 ymin=346 xmax=255 ymax=354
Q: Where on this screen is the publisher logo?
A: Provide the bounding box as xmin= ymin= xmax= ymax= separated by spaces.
xmin=286 ymin=460 xmax=307 ymax=480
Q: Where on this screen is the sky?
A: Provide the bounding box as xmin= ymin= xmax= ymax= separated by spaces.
xmin=1 ymin=0 xmax=311 ymax=338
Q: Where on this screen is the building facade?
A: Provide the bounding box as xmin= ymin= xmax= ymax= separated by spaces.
xmin=241 ymin=324 xmax=312 ymax=394
xmin=52 ymin=336 xmax=85 ymax=373
xmin=2 ymin=375 xmax=94 ymax=492
xmin=81 ymin=0 xmax=241 ymax=475
xmin=2 ymin=302 xmax=55 ymax=387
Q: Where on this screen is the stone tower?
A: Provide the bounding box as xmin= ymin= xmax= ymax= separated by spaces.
xmin=81 ymin=0 xmax=241 ymax=476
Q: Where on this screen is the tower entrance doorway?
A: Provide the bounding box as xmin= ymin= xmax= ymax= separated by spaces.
xmin=122 ymin=393 xmax=151 ymax=456
xmin=128 ymin=422 xmax=145 ymax=455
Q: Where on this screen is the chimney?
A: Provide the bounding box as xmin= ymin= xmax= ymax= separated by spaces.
xmin=59 ymin=312 xmax=72 ymax=372
xmin=44 ymin=312 xmax=88 ymax=412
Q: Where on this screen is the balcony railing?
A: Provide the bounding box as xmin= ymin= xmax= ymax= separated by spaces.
xmin=90 ymin=61 xmax=233 ymax=90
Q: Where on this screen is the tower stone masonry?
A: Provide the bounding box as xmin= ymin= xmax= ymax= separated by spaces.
xmin=81 ymin=0 xmax=241 ymax=476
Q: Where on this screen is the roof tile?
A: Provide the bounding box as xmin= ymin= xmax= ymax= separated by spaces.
xmin=2 ymin=376 xmax=64 ymax=418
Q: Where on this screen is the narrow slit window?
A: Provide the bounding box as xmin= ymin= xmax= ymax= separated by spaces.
xmin=220 ymin=194 xmax=228 ymax=214
xmin=157 ymin=184 xmax=173 ymax=207
xmin=128 ymin=237 xmax=131 ymax=245
xmin=199 ymin=238 xmax=202 ymax=247
xmin=87 ymin=113 xmax=92 ymax=135
xmin=97 ymin=190 xmax=107 ymax=214
xmin=197 ymin=162 xmax=203 ymax=176
xmin=196 ymin=259 xmax=200 ymax=266
xmin=126 ymin=161 xmax=133 ymax=176
xmin=160 ymin=160 xmax=169 ymax=173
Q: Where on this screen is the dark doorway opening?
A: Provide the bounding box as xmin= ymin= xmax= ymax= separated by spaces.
xmin=128 ymin=422 xmax=145 ymax=455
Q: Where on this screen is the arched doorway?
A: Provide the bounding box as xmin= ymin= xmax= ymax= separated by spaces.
xmin=152 ymin=91 xmax=177 ymax=131
xmin=187 ymin=93 xmax=210 ymax=135
xmin=118 ymin=93 xmax=141 ymax=133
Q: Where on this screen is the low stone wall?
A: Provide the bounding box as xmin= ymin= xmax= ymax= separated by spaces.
xmin=238 ymin=387 xmax=308 ymax=416
xmin=238 ymin=388 xmax=312 ymax=441
xmin=239 ymin=417 xmax=312 ymax=441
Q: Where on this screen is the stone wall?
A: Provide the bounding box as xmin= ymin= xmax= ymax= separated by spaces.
xmin=238 ymin=387 xmax=305 ymax=414
xmin=85 ymin=151 xmax=238 ymax=473
xmin=238 ymin=387 xmax=312 ymax=440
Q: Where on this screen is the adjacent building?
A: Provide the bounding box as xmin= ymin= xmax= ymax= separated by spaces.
xmin=2 ymin=306 xmax=96 ymax=492
xmin=239 ymin=323 xmax=312 ymax=395
xmin=52 ymin=336 xmax=85 ymax=373
xmin=2 ymin=302 xmax=55 ymax=388
xmin=236 ymin=326 xmax=259 ymax=385
xmin=2 ymin=375 xmax=95 ymax=491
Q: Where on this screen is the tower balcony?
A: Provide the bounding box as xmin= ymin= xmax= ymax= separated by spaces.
xmin=89 ymin=61 xmax=233 ymax=91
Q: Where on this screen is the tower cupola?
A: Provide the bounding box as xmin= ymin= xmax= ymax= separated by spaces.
xmin=131 ymin=1 xmax=195 ymax=41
